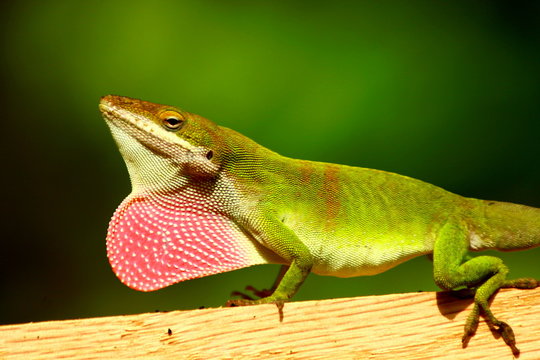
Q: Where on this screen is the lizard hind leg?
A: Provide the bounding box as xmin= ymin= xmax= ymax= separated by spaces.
xmin=432 ymin=219 xmax=521 ymax=354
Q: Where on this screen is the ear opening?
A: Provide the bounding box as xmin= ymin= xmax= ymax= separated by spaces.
xmin=184 ymin=148 xmax=220 ymax=178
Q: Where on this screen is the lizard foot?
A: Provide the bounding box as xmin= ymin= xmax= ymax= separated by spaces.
xmin=226 ymin=297 xmax=285 ymax=308
xmin=502 ymin=277 xmax=539 ymax=289
xmin=230 ymin=285 xmax=274 ymax=301
xmin=226 ymin=298 xmax=286 ymax=322
xmin=462 ymin=304 xmax=480 ymax=348
xmin=490 ymin=320 xmax=519 ymax=356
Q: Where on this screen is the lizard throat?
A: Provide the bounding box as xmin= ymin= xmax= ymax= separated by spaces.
xmin=106 ymin=186 xmax=269 ymax=291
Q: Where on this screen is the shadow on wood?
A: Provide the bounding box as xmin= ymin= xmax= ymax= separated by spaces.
xmin=435 ymin=290 xmax=475 ymax=321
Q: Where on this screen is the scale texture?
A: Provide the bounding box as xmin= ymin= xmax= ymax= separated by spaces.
xmin=107 ymin=189 xmax=269 ymax=291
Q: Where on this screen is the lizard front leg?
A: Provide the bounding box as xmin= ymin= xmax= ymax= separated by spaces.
xmin=231 ymin=265 xmax=289 ymax=300
xmin=227 ymin=214 xmax=313 ymax=306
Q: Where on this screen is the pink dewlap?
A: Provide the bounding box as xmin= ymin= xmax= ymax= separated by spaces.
xmin=106 ymin=192 xmax=260 ymax=291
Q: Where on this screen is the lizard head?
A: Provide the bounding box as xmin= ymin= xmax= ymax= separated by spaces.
xmin=99 ymin=96 xmax=274 ymax=291
xmin=99 ymin=95 xmax=224 ymax=192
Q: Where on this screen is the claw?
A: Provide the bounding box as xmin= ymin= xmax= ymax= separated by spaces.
xmin=496 ymin=321 xmax=519 ymax=355
xmin=462 ymin=304 xmax=480 ymax=348
xmin=230 ymin=285 xmax=274 ymax=301
xmin=230 ymin=289 xmax=256 ymax=301
xmin=461 ymin=321 xmax=478 ymax=348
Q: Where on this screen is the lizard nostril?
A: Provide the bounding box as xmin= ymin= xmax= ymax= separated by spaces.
xmin=206 ymin=150 xmax=214 ymax=160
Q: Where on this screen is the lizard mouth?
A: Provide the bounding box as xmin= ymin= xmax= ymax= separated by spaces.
xmin=99 ymin=96 xmax=219 ymax=179
xmin=99 ymin=99 xmax=155 ymax=135
xmin=99 ymin=97 xmax=194 ymax=159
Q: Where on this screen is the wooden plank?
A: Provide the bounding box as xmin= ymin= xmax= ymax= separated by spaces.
xmin=1 ymin=288 xmax=539 ymax=359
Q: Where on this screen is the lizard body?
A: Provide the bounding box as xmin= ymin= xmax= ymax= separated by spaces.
xmin=100 ymin=95 xmax=539 ymax=353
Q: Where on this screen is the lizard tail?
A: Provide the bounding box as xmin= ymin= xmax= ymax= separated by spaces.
xmin=471 ymin=200 xmax=540 ymax=251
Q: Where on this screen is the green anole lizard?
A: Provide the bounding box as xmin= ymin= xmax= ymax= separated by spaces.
xmin=99 ymin=95 xmax=539 ymax=354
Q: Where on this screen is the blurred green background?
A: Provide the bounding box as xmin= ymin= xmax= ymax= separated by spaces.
xmin=1 ymin=0 xmax=539 ymax=325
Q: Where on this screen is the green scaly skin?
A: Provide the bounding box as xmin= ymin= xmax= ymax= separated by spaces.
xmin=100 ymin=95 xmax=539 ymax=354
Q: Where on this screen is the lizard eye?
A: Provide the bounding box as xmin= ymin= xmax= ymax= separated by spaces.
xmin=160 ymin=111 xmax=184 ymax=131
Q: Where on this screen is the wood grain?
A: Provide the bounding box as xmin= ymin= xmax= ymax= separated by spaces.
xmin=1 ymin=288 xmax=539 ymax=359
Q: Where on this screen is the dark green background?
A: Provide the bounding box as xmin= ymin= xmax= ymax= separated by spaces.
xmin=1 ymin=1 xmax=539 ymax=325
